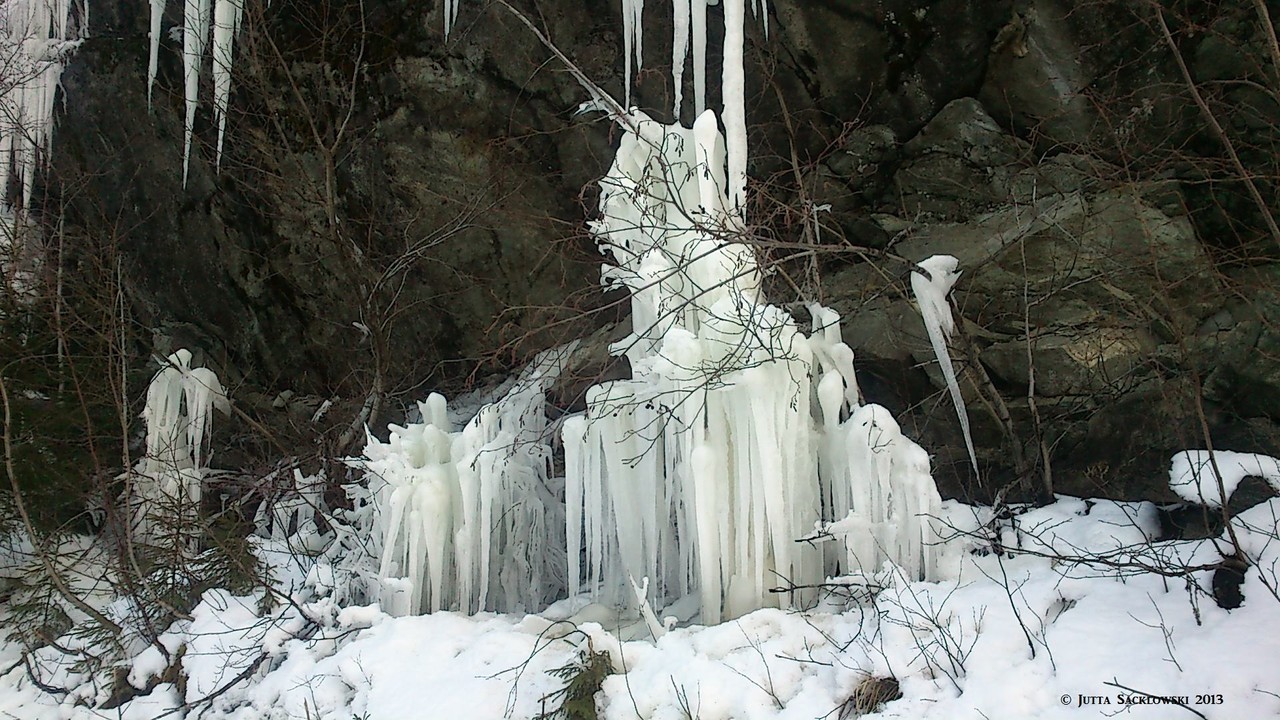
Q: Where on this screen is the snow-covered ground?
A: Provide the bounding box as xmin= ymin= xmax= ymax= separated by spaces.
xmin=2 ymin=495 xmax=1277 ymax=720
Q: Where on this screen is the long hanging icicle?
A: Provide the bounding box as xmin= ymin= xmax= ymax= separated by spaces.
xmin=444 ymin=0 xmax=458 ymax=37
xmin=211 ymin=0 xmax=244 ymax=168
xmin=721 ymin=0 xmax=747 ymax=213
xmin=148 ymin=0 xmax=165 ymax=106
xmin=182 ymin=0 xmax=211 ymax=186
xmin=670 ymin=0 xmax=690 ymax=120
xmin=690 ymin=0 xmax=707 ymax=116
xmin=620 ymin=0 xmax=645 ymax=107
xmin=911 ymin=255 xmax=979 ymax=476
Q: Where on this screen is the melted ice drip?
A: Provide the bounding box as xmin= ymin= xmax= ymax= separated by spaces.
xmin=356 ymin=345 xmax=573 ymax=616
xmin=0 ymin=0 xmax=84 ymax=211
xmin=565 ymin=112 xmax=955 ymax=622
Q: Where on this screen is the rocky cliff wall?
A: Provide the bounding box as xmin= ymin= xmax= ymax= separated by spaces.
xmin=38 ymin=0 xmax=1280 ymax=501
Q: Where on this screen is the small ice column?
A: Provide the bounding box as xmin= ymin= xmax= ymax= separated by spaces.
xmin=825 ymin=404 xmax=950 ymax=581
xmin=131 ymin=349 xmax=229 ymax=544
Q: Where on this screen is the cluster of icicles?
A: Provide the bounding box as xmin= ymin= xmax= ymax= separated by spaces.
xmin=3 ymin=0 xmax=766 ymax=195
xmin=130 ymin=350 xmax=229 ymax=544
xmin=0 ymin=0 xmax=85 ymax=213
xmin=343 ymin=0 xmax=960 ymax=623
xmin=356 ymin=109 xmax=958 ymax=622
xmin=145 ymin=0 xmax=244 ymax=182
xmin=354 ymin=349 xmax=573 ymax=615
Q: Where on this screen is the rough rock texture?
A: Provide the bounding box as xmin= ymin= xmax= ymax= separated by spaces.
xmin=820 ymin=96 xmax=1280 ymax=501
xmin=33 ymin=0 xmax=1280 ymax=501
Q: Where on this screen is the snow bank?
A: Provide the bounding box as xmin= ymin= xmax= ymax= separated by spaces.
xmin=8 ymin=498 xmax=1280 ymax=720
xmin=1169 ymin=450 xmax=1280 ymax=508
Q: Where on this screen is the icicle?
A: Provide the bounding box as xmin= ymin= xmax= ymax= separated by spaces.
xmin=632 ymin=0 xmax=644 ymax=95
xmin=444 ymin=0 xmax=458 ymax=37
xmin=752 ymin=0 xmax=769 ymax=39
xmin=691 ymin=0 xmax=707 ymax=115
xmin=183 ymin=365 xmax=228 ymax=470
xmin=620 ymin=0 xmax=637 ymax=107
xmin=182 ymin=0 xmax=212 ymax=186
xmin=671 ymin=0 xmax=690 ymax=120
xmin=910 ymin=255 xmax=979 ymax=477
xmin=211 ymin=0 xmax=243 ymax=169
xmin=148 ymin=0 xmax=165 ymax=106
xmin=722 ymin=0 xmax=747 ymax=214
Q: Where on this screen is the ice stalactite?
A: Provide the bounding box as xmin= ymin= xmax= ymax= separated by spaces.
xmin=145 ymin=0 xmax=246 ymax=180
xmin=148 ymin=0 xmax=164 ymax=105
xmin=670 ymin=0 xmax=690 ymax=119
xmin=354 ymin=345 xmax=575 ymax=616
xmin=620 ymin=0 xmax=645 ymax=107
xmin=182 ymin=0 xmax=211 ymax=185
xmin=721 ymin=0 xmax=747 ymax=212
xmin=749 ymin=0 xmax=768 ymax=38
xmin=444 ymin=0 xmax=458 ymax=37
xmin=211 ymin=0 xmax=244 ymax=168
xmin=0 ymin=0 xmax=85 ymax=212
xmin=131 ymin=349 xmax=229 ymax=544
xmin=911 ymin=255 xmax=979 ymax=476
xmin=691 ymin=0 xmax=708 ymax=116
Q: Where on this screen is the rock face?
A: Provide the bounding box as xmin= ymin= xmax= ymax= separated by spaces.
xmin=35 ymin=0 xmax=1280 ymax=499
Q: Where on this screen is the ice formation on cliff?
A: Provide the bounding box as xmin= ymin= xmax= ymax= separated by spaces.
xmin=353 ymin=346 xmax=574 ymax=615
xmin=347 ymin=0 xmax=953 ymax=623
xmin=131 ymin=349 xmax=229 ymax=543
xmin=0 ymin=0 xmax=85 ymax=211
xmin=562 ymin=109 xmax=955 ymax=622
